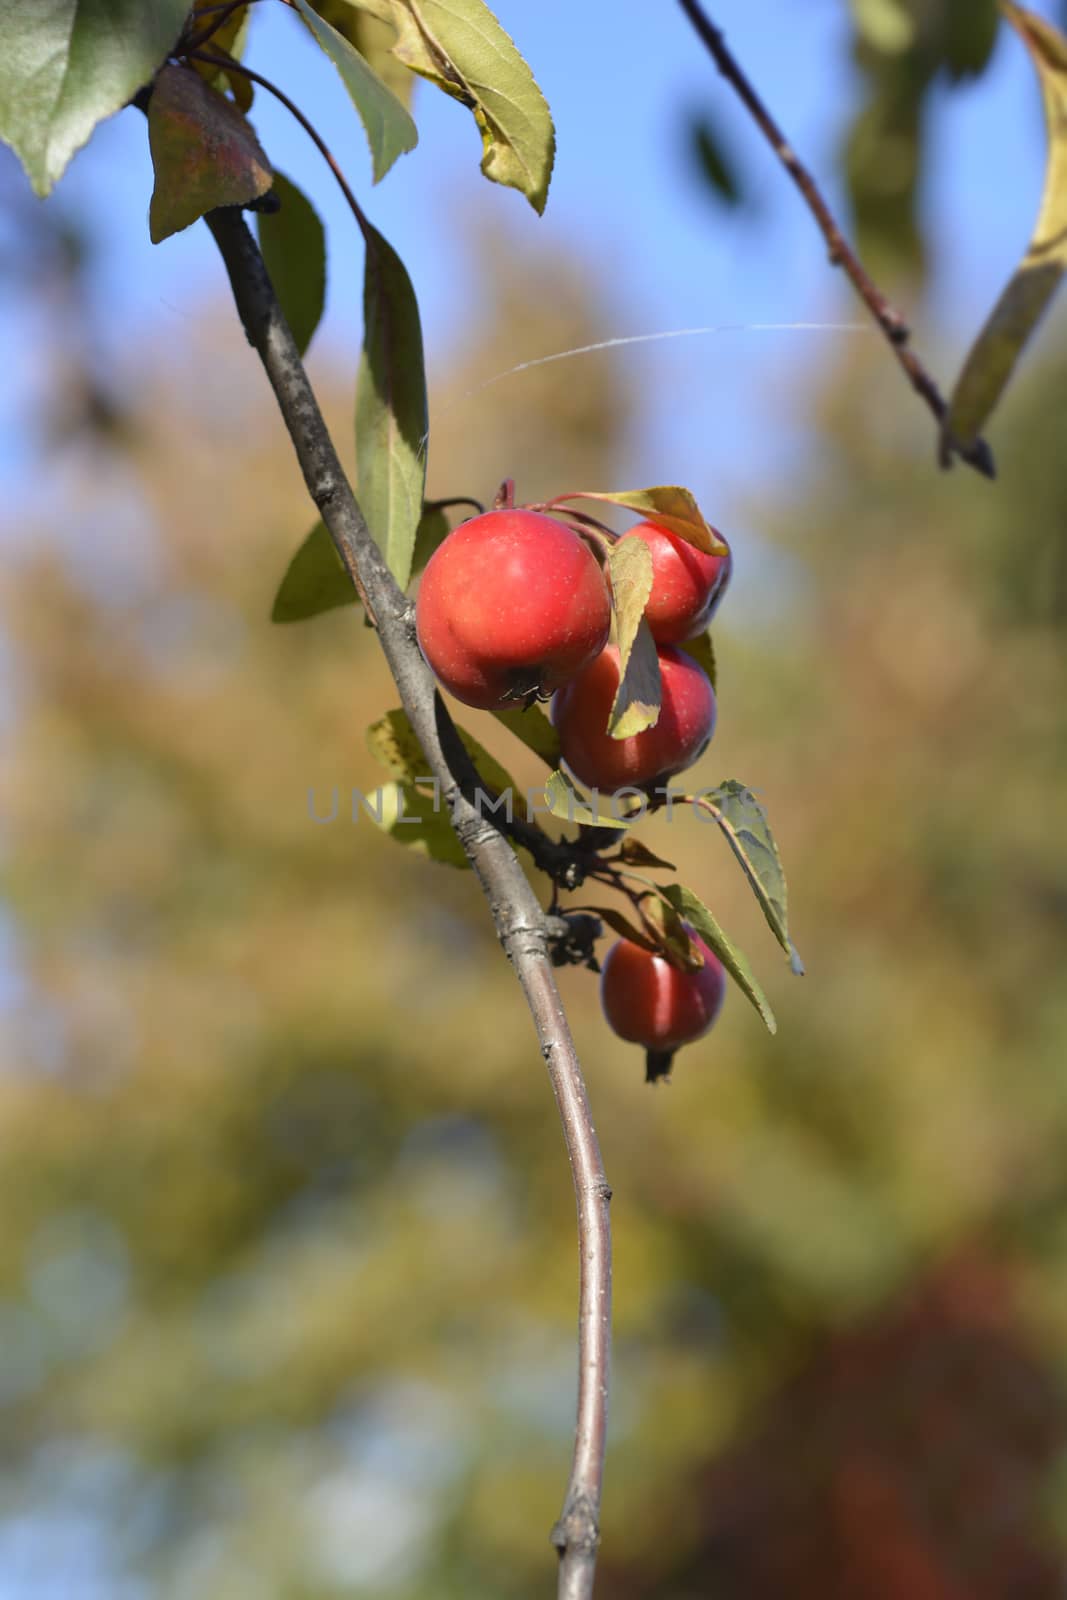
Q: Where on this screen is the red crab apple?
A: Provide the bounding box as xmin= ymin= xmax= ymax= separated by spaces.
xmin=551 ymin=643 xmax=716 ymax=791
xmin=617 ymin=520 xmax=731 ymax=644
xmin=415 ymin=509 xmax=611 ymax=710
xmin=600 ymin=926 xmax=726 ymax=1081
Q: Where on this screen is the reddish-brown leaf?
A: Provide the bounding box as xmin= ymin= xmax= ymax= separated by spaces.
xmin=148 ymin=64 xmax=271 ymax=244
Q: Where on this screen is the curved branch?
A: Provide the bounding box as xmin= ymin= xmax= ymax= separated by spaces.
xmin=677 ymin=0 xmax=996 ymax=479
xmin=205 ymin=208 xmax=611 ymax=1599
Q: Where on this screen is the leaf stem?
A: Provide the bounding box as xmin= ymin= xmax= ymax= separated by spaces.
xmin=674 ymin=0 xmax=996 ymax=478
xmin=190 ymin=50 xmax=376 ymax=244
xmin=181 ymin=0 xmax=260 ymax=55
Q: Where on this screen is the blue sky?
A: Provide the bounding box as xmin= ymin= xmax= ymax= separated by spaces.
xmin=1 ymin=0 xmax=1064 ymax=529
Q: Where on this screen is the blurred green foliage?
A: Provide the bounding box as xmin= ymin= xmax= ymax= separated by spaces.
xmin=2 ymin=221 xmax=1067 ymax=1592
xmin=686 ymin=0 xmax=1002 ymax=274
xmin=3 ymin=5 xmax=1067 ymax=1590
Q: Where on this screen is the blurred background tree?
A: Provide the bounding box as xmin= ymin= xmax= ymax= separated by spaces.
xmin=2 ymin=1 xmax=1067 ymax=1596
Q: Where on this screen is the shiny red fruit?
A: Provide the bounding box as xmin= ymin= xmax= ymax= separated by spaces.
xmin=415 ymin=510 xmax=611 ymax=710
xmin=618 ymin=520 xmax=731 ymax=644
xmin=600 ymin=929 xmax=726 ymax=1063
xmin=552 ymin=643 xmax=716 ymax=791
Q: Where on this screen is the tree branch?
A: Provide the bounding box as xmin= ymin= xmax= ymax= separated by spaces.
xmin=205 ymin=207 xmax=612 ymax=1600
xmin=677 ymin=0 xmax=996 ymax=479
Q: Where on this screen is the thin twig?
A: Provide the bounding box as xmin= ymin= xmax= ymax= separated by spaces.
xmin=204 ymin=208 xmax=612 ymax=1600
xmin=181 ymin=0 xmax=256 ymax=55
xmin=676 ymin=0 xmax=995 ymax=478
xmin=423 ymin=495 xmax=486 ymax=516
xmin=191 ymin=51 xmax=376 ymax=245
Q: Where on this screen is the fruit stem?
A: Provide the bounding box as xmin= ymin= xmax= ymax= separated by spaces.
xmin=645 ymin=1049 xmax=676 ymax=1084
xmin=529 ymin=503 xmax=620 ymax=559
xmin=494 ymin=478 xmax=516 ymax=509
xmin=423 ymin=495 xmax=485 ymax=517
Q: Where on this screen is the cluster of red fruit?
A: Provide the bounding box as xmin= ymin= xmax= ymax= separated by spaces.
xmin=415 ymin=507 xmax=731 ymax=1075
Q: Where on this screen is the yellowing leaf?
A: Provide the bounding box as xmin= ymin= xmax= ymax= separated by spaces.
xmin=192 ymin=0 xmax=249 ymax=56
xmin=366 ymin=709 xmax=430 ymax=783
xmin=944 ymin=5 xmax=1067 ymax=458
xmin=609 ymin=618 xmax=662 ymax=741
xmin=606 ymin=538 xmax=660 ymax=738
xmin=556 ymin=487 xmax=727 ymax=556
xmin=369 ymin=708 xmax=527 ymax=818
xmin=192 ymin=3 xmax=253 ymax=109
xmin=148 ymin=65 xmax=272 ymax=244
xmin=367 ymin=780 xmax=470 ymax=867
xmin=543 ymin=771 xmax=630 ymax=830
xmin=383 ymin=0 xmax=555 ymax=213
xmin=848 ymin=0 xmax=914 ymax=54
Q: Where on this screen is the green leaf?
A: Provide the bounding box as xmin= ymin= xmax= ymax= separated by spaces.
xmin=606 ymin=538 xmax=660 ymax=738
xmin=696 ymin=781 xmax=804 ymax=974
xmin=543 ymin=771 xmax=630 ymax=830
xmin=382 ymin=0 xmax=555 ymax=213
xmin=367 ymin=780 xmax=470 ymax=868
xmin=663 ymin=884 xmax=777 ymax=1034
xmin=556 ymin=487 xmax=727 ymax=556
xmin=642 ymin=894 xmax=704 ymax=970
xmin=942 ymin=0 xmax=999 ymax=81
xmin=148 ymin=66 xmax=272 ymax=244
xmin=492 ymin=705 xmax=561 ymax=769
xmin=274 ymin=504 xmax=441 ymax=622
xmin=411 ymin=505 xmax=451 ymax=574
xmin=313 ymin=1 xmax=416 ymax=108
xmin=256 ymin=173 xmax=327 ymax=357
xmin=843 ymin=59 xmax=926 ymax=277
xmin=943 ymin=5 xmax=1067 ymax=459
xmin=0 ymin=0 xmax=188 ymax=197
xmin=355 ymin=222 xmax=429 ymax=590
xmin=271 ymin=521 xmax=357 ymax=623
xmin=690 ymin=114 xmax=742 ymax=207
xmin=291 ymin=0 xmax=417 ymax=182
xmin=679 ymin=629 xmax=717 ymax=693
